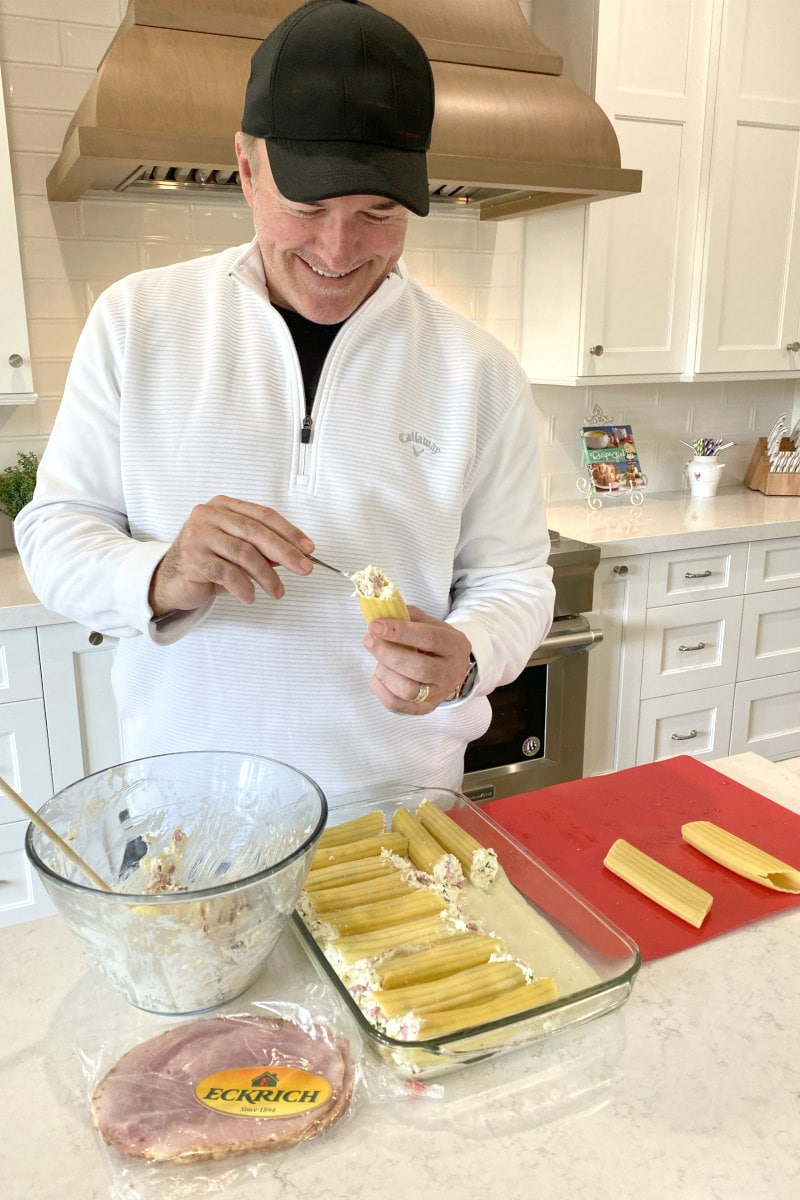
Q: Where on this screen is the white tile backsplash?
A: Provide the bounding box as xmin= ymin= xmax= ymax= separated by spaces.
xmin=0 ymin=0 xmax=798 ymax=555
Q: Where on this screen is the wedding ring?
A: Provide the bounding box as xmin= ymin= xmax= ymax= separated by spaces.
xmin=412 ymin=682 xmax=431 ymax=704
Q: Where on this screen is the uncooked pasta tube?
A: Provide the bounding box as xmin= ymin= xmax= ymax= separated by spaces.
xmin=682 ymin=821 xmax=800 ymax=892
xmin=604 ymin=838 xmax=713 ymax=927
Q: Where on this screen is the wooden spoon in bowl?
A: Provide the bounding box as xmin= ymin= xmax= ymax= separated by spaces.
xmin=0 ymin=774 xmax=111 ymax=891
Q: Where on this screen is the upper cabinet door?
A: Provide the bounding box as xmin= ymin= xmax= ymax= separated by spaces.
xmin=522 ymin=0 xmax=713 ymax=383
xmin=0 ymin=65 xmax=35 ymax=403
xmin=580 ymin=0 xmax=713 ymax=377
xmin=692 ymin=0 xmax=800 ymax=374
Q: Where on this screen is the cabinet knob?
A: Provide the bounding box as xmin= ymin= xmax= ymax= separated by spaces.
xmin=671 ymin=729 xmax=698 ymax=741
xmin=613 ymin=564 xmax=628 ymax=575
xmin=88 ymin=631 xmax=104 ymax=646
xmin=8 ymin=353 xmax=23 ymax=368
xmin=787 ymin=341 xmax=800 ymax=353
xmin=589 ymin=344 xmax=604 ymax=356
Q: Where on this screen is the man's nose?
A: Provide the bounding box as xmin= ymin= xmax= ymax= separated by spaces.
xmin=316 ymin=218 xmax=360 ymax=270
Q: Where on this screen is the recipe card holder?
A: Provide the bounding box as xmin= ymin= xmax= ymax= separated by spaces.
xmin=744 ymin=437 xmax=800 ymax=496
xmin=576 ymin=405 xmax=648 ymax=510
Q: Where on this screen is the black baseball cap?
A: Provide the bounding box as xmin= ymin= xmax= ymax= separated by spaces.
xmin=241 ymin=0 xmax=434 ymax=216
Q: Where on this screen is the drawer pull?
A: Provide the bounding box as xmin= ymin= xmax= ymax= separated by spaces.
xmin=684 ymin=570 xmax=712 ymax=579
xmin=88 ymin=631 xmax=104 ymax=646
xmin=613 ymin=564 xmax=629 ymax=576
xmin=678 ymin=641 xmax=706 ymax=652
xmin=671 ymin=729 xmax=698 ymax=741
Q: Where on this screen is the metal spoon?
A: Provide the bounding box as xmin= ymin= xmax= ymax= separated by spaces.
xmin=0 ymin=773 xmax=111 ymax=891
xmin=308 ymin=555 xmax=353 ymax=583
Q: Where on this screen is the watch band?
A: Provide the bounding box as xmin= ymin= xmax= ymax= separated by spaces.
xmin=445 ymin=654 xmax=477 ymax=702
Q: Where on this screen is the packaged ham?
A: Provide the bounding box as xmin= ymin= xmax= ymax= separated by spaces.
xmin=90 ymin=1010 xmax=356 ymax=1166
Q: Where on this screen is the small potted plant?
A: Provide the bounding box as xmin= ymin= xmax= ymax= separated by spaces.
xmin=0 ymin=450 xmax=40 ymax=523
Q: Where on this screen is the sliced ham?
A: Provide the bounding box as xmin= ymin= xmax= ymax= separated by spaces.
xmin=91 ymin=1014 xmax=355 ymax=1162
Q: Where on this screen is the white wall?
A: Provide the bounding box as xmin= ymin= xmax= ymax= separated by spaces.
xmin=0 ymin=0 xmax=796 ymax=541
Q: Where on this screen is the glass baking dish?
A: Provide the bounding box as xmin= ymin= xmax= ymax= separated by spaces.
xmin=292 ymin=786 xmax=640 ymax=1078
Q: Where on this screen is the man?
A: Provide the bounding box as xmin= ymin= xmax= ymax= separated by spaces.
xmin=15 ymin=0 xmax=554 ymax=802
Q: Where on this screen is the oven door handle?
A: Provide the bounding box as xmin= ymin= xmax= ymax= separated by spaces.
xmin=528 ymin=617 xmax=604 ymax=664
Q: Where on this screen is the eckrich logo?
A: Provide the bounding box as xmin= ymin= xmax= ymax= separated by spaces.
xmin=400 ymin=431 xmax=441 ymax=457
xmin=195 ymin=1065 xmax=332 ymax=1118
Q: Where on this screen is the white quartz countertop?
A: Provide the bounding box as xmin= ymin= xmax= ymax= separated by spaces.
xmin=547 ymin=484 xmax=800 ymax=557
xmin=4 ymin=752 xmax=800 ymax=1200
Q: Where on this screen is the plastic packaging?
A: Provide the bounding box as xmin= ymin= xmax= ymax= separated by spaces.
xmin=77 ymin=1000 xmax=362 ymax=1199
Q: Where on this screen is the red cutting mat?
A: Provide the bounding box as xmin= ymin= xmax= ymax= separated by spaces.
xmin=477 ymin=756 xmax=800 ymax=961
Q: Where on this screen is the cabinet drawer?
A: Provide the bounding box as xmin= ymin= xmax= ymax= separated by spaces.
xmin=731 ymin=672 xmax=800 ymax=761
xmin=746 ymin=537 xmax=800 ymax=594
xmin=0 ymin=627 xmax=43 ymax=703
xmin=0 ymin=820 xmax=56 ymax=926
xmin=641 ymin=596 xmax=743 ymax=698
xmin=647 ymin=543 xmax=747 ymax=607
xmin=0 ymin=697 xmax=53 ymax=823
xmin=637 ymin=685 xmax=734 ymax=764
xmin=737 ymin=588 xmax=800 ymax=680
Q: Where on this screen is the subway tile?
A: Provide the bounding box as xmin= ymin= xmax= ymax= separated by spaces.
xmin=0 ymin=405 xmax=41 ymax=438
xmin=15 ymin=193 xmax=79 ymax=238
xmin=138 ymin=242 xmax=221 ymax=269
xmin=28 ymin=318 xmax=83 ymax=359
xmin=5 ymin=105 xmax=71 ymax=153
xmin=478 ymin=219 xmax=524 ymax=255
xmin=79 ymin=197 xmax=191 ymax=242
xmin=422 ymin=285 xmax=475 ymax=320
xmin=0 ymin=15 xmax=60 ymax=64
xmin=23 ymin=278 xmax=85 ymax=320
xmin=8 ymin=150 xmax=56 ymax=195
xmin=189 ymin=204 xmax=253 ymax=247
xmin=405 ymin=213 xmax=478 ymax=252
xmin=400 ymin=249 xmax=435 ymax=287
xmin=35 ymin=395 xmax=63 ymax=431
xmin=435 ymin=251 xmax=520 ymax=288
xmin=1 ymin=61 xmax=93 ymax=110
xmin=60 ymin=22 xmax=115 ymax=69
xmin=29 ymin=359 xmax=69 ymax=400
xmin=0 ymin=1 xmax=120 ymax=25
xmin=22 ymin=235 xmax=139 ymax=280
xmin=476 ymin=286 xmax=524 ymax=322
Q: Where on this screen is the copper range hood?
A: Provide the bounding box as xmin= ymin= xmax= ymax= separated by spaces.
xmin=46 ymin=0 xmax=642 ymax=220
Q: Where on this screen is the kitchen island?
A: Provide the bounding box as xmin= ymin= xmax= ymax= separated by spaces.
xmin=3 ymin=752 xmax=800 ymax=1200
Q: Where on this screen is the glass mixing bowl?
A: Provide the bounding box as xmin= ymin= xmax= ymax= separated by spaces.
xmin=25 ymin=751 xmax=327 ymax=1015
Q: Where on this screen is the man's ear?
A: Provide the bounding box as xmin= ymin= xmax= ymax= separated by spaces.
xmin=234 ymin=133 xmax=255 ymax=205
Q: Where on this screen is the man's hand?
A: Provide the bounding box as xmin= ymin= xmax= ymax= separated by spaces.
xmin=363 ymin=606 xmax=473 ymax=714
xmin=149 ymin=496 xmax=315 ymax=616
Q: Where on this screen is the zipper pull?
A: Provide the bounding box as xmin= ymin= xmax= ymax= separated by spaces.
xmin=300 ymin=416 xmax=312 ymax=444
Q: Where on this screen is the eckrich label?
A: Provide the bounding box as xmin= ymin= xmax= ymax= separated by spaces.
xmin=195 ymin=1066 xmax=332 ymax=1118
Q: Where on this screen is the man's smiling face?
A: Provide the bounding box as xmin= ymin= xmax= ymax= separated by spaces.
xmin=236 ymin=135 xmax=410 ymax=325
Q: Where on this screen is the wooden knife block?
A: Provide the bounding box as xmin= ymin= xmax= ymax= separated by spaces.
xmin=744 ymin=436 xmax=800 ymax=496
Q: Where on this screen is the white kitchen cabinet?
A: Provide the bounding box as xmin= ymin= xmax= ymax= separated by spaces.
xmin=522 ymin=0 xmax=714 ymax=382
xmin=637 ymin=684 xmax=735 ymax=763
xmin=0 ymin=65 xmax=35 ymax=403
xmin=0 ymin=628 xmax=55 ymax=926
xmin=583 ymin=554 xmax=649 ymax=775
xmin=37 ymin=623 xmax=122 ymax=793
xmin=0 ymin=620 xmax=122 ymax=928
xmin=691 ymin=0 xmax=800 ymax=374
xmin=523 ymin=0 xmax=800 ymax=384
xmin=584 ymin=534 xmax=800 ymax=774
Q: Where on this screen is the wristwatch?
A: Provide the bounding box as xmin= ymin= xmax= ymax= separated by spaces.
xmin=445 ymin=654 xmax=477 ymax=702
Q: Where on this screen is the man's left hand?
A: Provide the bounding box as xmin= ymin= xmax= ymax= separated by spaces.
xmin=363 ymin=606 xmax=473 ymax=714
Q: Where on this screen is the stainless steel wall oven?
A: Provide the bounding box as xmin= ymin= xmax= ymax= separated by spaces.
xmin=461 ymin=531 xmax=602 ymax=802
